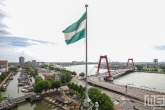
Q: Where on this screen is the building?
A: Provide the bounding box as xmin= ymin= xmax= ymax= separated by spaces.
xmin=32 ymin=60 xmax=37 ymax=67
xmin=19 ymin=56 xmax=25 ymax=68
xmin=153 ymin=59 xmax=158 ymax=65
xmin=0 ymin=60 xmax=8 ymax=73
xmin=24 ymin=61 xmax=32 ymax=66
xmin=38 ymin=68 xmax=60 ymax=81
xmin=72 ymin=61 xmax=77 ymax=65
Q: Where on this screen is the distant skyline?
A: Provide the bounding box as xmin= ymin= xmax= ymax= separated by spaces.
xmin=0 ymin=0 xmax=165 ymax=62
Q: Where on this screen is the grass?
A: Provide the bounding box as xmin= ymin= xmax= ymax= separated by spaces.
xmin=71 ymin=78 xmax=78 ymax=84
xmin=158 ymin=68 xmax=163 ymax=72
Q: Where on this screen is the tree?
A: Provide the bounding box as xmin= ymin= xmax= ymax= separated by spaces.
xmin=73 ymin=83 xmax=79 ymax=91
xmin=42 ymin=80 xmax=51 ymax=93
xmin=81 ymin=87 xmax=114 ymax=110
xmin=78 ymin=85 xmax=84 ymax=95
xmin=46 ymin=77 xmax=54 ymax=84
xmin=46 ymin=77 xmax=54 ymax=91
xmin=9 ymin=66 xmax=18 ymax=72
xmin=34 ymin=81 xmax=43 ymax=93
xmin=60 ymin=73 xmax=67 ymax=85
xmin=65 ymin=73 xmax=72 ymax=82
xmin=0 ymin=92 xmax=3 ymax=102
xmin=52 ymin=80 xmax=61 ymax=90
xmin=79 ymin=72 xmax=85 ymax=77
xmin=49 ymin=66 xmax=54 ymax=70
xmin=55 ymin=68 xmax=60 ymax=71
xmin=72 ymin=71 xmax=77 ymax=75
xmin=35 ymin=76 xmax=43 ymax=84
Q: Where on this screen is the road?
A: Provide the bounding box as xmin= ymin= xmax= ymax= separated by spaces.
xmin=88 ymin=75 xmax=165 ymax=102
xmin=72 ymin=78 xmax=163 ymax=110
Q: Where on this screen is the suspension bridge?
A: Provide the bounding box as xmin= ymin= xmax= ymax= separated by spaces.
xmin=88 ymin=55 xmax=137 ymax=81
xmin=85 ymin=55 xmax=165 ymax=103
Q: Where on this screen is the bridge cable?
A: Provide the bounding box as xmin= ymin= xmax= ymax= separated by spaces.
xmin=88 ymin=60 xmax=99 ymax=75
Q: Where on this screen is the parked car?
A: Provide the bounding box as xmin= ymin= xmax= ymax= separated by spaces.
xmin=21 ymin=88 xmax=28 ymax=92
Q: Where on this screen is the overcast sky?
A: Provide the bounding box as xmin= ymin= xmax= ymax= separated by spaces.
xmin=0 ymin=0 xmax=165 ymax=62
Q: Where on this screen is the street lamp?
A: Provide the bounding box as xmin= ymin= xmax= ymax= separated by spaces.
xmin=154 ymin=87 xmax=156 ymax=92
xmin=95 ymin=102 xmax=99 ymax=110
xmin=81 ymin=94 xmax=94 ymax=110
xmin=126 ymin=84 xmax=128 ymax=93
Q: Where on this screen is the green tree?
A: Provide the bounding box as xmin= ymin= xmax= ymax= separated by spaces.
xmin=60 ymin=73 xmax=67 ymax=84
xmin=97 ymin=93 xmax=114 ymax=110
xmin=73 ymin=83 xmax=79 ymax=91
xmin=79 ymin=72 xmax=85 ymax=77
xmin=52 ymin=80 xmax=61 ymax=90
xmin=65 ymin=73 xmax=72 ymax=82
xmin=42 ymin=80 xmax=51 ymax=93
xmin=72 ymin=71 xmax=77 ymax=75
xmin=0 ymin=92 xmax=3 ymax=102
xmin=78 ymin=85 xmax=84 ymax=95
xmin=46 ymin=77 xmax=54 ymax=84
xmin=35 ymin=76 xmax=43 ymax=84
xmin=54 ymin=68 xmax=60 ymax=71
xmin=49 ymin=66 xmax=54 ymax=70
xmin=34 ymin=81 xmax=43 ymax=93
xmin=9 ymin=66 xmax=18 ymax=72
xmin=81 ymin=87 xmax=114 ymax=110
xmin=46 ymin=77 xmax=54 ymax=90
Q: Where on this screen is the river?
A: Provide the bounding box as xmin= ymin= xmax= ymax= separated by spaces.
xmin=1 ymin=72 xmax=51 ymax=110
xmin=65 ymin=64 xmax=165 ymax=93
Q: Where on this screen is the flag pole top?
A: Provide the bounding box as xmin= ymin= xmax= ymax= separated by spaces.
xmin=85 ymin=4 xmax=88 ymax=7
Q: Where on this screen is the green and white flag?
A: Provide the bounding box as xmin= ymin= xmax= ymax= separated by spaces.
xmin=62 ymin=12 xmax=86 ymax=45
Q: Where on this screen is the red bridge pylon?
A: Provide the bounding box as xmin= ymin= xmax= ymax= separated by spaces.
xmin=126 ymin=58 xmax=135 ymax=70
xmin=97 ymin=55 xmax=113 ymax=78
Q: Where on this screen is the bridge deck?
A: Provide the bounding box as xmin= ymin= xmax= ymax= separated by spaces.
xmin=87 ymin=76 xmax=164 ymax=102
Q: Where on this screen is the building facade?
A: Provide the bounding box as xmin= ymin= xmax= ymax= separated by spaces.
xmin=19 ymin=56 xmax=25 ymax=68
xmin=38 ymin=68 xmax=60 ymax=81
xmin=32 ymin=60 xmax=37 ymax=67
xmin=0 ymin=60 xmax=8 ymax=73
xmin=24 ymin=61 xmax=32 ymax=67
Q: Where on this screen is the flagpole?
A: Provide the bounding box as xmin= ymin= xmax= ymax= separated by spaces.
xmin=85 ymin=4 xmax=89 ymax=107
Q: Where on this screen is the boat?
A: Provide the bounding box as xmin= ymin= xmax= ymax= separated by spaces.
xmin=9 ymin=76 xmax=14 ymax=80
xmin=18 ymin=83 xmax=25 ymax=86
xmin=1 ymin=84 xmax=7 ymax=91
xmin=21 ymin=88 xmax=28 ymax=92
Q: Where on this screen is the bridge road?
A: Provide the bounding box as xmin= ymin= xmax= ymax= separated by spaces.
xmin=88 ymin=76 xmax=164 ymax=102
xmin=73 ymin=78 xmax=153 ymax=110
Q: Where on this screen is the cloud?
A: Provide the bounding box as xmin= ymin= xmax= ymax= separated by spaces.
xmin=154 ymin=45 xmax=165 ymax=50
xmin=0 ymin=0 xmax=10 ymax=36
xmin=0 ymin=29 xmax=10 ymax=35
xmin=0 ymin=36 xmax=57 ymax=47
xmin=0 ymin=36 xmax=59 ymax=62
xmin=0 ymin=23 xmax=8 ymax=28
xmin=0 ymin=0 xmax=5 ymax=6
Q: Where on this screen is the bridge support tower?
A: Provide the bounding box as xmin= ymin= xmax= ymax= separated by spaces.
xmin=97 ymin=55 xmax=113 ymax=81
xmin=126 ymin=58 xmax=135 ymax=70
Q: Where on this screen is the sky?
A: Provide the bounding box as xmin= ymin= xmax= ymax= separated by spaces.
xmin=0 ymin=0 xmax=165 ymax=62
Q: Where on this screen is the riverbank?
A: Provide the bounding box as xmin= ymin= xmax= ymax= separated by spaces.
xmin=0 ymin=72 xmax=13 ymax=88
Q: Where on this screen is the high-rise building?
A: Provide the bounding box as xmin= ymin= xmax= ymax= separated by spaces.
xmin=32 ymin=60 xmax=36 ymax=67
xmin=153 ymin=59 xmax=158 ymax=65
xmin=19 ymin=56 xmax=25 ymax=68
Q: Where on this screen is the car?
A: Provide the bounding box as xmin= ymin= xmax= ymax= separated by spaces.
xmin=36 ymin=95 xmax=40 ymax=98
xmin=63 ymin=100 xmax=68 ymax=104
